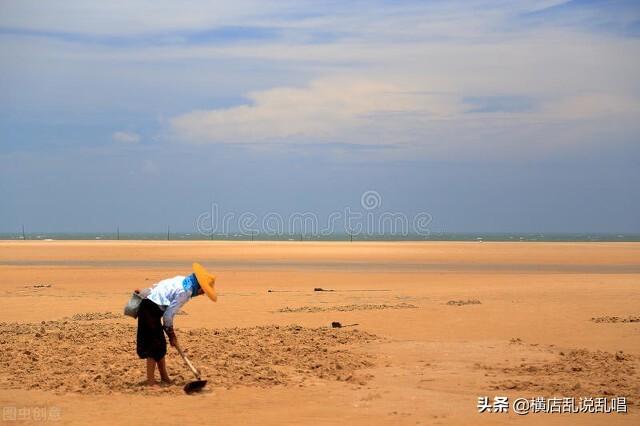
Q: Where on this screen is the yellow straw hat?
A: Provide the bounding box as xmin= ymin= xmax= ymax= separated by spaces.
xmin=192 ymin=262 xmax=217 ymax=302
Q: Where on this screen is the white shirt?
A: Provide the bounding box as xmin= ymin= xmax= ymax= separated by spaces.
xmin=147 ymin=275 xmax=192 ymax=328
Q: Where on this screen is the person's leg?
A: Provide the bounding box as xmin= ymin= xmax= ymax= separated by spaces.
xmin=146 ymin=358 xmax=157 ymax=385
xmin=157 ymin=357 xmax=171 ymax=383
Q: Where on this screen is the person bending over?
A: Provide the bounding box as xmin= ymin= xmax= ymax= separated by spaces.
xmin=135 ymin=262 xmax=216 ymax=385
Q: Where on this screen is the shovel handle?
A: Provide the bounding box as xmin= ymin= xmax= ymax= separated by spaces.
xmin=175 ymin=344 xmax=201 ymax=380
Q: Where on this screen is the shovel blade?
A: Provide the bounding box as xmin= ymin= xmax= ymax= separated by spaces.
xmin=184 ymin=380 xmax=207 ymax=394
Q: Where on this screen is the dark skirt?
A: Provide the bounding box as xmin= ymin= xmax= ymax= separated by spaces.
xmin=136 ymin=298 xmax=167 ymax=361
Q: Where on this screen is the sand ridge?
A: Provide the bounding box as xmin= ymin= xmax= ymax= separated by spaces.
xmin=476 ymin=339 xmax=639 ymax=406
xmin=591 ymin=316 xmax=640 ymax=324
xmin=446 ymin=299 xmax=481 ymax=306
xmin=0 ymin=319 xmax=377 ymax=395
xmin=66 ymin=312 xmax=121 ymax=321
xmin=277 ymin=303 xmax=417 ymax=313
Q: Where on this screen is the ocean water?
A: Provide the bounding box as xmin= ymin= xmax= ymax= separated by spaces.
xmin=1 ymin=232 xmax=639 ymax=242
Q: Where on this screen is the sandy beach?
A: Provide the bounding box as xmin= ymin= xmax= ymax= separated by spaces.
xmin=0 ymin=241 xmax=638 ymax=425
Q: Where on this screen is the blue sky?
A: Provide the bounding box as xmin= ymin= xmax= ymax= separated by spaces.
xmin=1 ymin=0 xmax=639 ymax=234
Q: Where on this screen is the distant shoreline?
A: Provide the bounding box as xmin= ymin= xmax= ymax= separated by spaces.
xmin=1 ymin=232 xmax=639 ymax=242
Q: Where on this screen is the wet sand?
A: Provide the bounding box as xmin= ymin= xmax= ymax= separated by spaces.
xmin=0 ymin=241 xmax=639 ymax=425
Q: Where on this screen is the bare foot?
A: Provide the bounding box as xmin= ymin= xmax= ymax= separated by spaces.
xmin=145 ymin=379 xmax=159 ymax=386
xmin=160 ymin=378 xmax=174 ymax=386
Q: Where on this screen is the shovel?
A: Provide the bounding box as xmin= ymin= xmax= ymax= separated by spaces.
xmin=175 ymin=344 xmax=207 ymax=394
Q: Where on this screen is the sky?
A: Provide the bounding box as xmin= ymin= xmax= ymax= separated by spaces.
xmin=1 ymin=0 xmax=639 ymax=235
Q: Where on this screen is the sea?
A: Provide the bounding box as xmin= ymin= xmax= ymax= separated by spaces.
xmin=1 ymin=232 xmax=639 ymax=242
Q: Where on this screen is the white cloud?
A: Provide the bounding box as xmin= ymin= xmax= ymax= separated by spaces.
xmin=0 ymin=1 xmax=578 ymax=38
xmin=3 ymin=0 xmax=639 ymax=155
xmin=0 ymin=0 xmax=280 ymax=35
xmin=169 ymin=76 xmax=640 ymax=147
xmin=170 ymin=77 xmax=462 ymax=144
xmin=112 ymin=131 xmax=141 ymax=144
